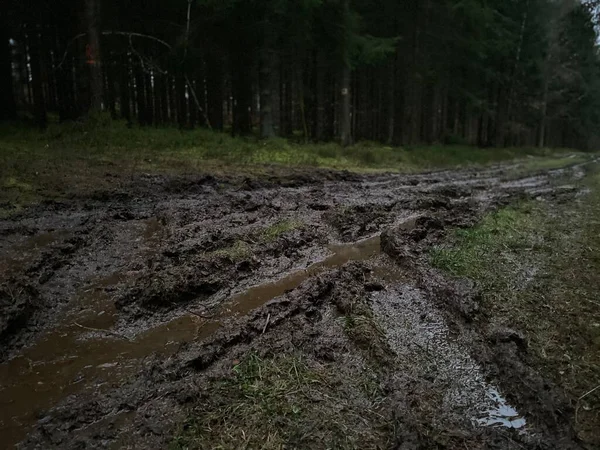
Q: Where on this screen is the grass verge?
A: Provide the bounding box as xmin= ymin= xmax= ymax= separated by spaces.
xmin=171 ymin=353 xmax=388 ymax=450
xmin=0 ymin=119 xmax=585 ymax=214
xmin=430 ymin=168 xmax=600 ymax=445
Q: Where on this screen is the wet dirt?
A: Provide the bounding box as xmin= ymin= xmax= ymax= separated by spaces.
xmin=0 ymin=221 xmax=411 ymax=447
xmin=0 ymin=159 xmax=595 ymax=448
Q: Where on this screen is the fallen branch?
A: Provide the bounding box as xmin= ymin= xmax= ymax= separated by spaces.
xmin=579 ymin=383 xmax=600 ymax=400
xmin=262 ymin=313 xmax=271 ymax=334
xmin=186 ymin=308 xmax=217 ymax=319
xmin=56 ymin=30 xmax=172 ymax=70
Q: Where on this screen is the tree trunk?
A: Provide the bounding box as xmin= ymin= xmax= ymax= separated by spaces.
xmin=119 ymin=55 xmax=131 ymax=124
xmin=340 ymin=63 xmax=352 ymax=146
xmin=159 ymin=75 xmax=169 ymax=125
xmin=259 ymin=26 xmax=275 ymax=138
xmin=176 ymin=70 xmax=187 ymax=129
xmin=57 ymin=58 xmax=76 ymax=121
xmin=134 ymin=65 xmax=146 ymax=125
xmin=0 ymin=26 xmax=17 ymax=120
xmin=196 ymin=73 xmax=207 ymax=127
xmin=85 ymin=0 xmax=103 ymax=112
xmin=144 ymin=70 xmax=154 ymax=125
xmin=279 ymin=59 xmax=293 ymax=136
xmin=339 ymin=0 xmax=352 ymax=147
xmin=206 ymin=53 xmax=223 ymax=130
xmin=539 ymin=76 xmax=548 ymax=148
xmin=313 ymin=51 xmax=326 ymax=141
xmin=386 ymin=59 xmax=395 ymax=144
xmin=28 ymin=31 xmax=47 ymax=128
xmin=105 ymin=63 xmax=116 ymax=118
xmin=232 ymin=53 xmax=252 ymax=135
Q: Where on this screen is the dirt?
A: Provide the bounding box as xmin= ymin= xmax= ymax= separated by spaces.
xmin=0 ymin=159 xmax=595 ymax=449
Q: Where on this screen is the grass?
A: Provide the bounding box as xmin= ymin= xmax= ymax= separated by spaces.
xmin=260 ymin=219 xmax=303 ymax=242
xmin=210 ymin=240 xmax=253 ymax=261
xmin=171 ymin=353 xmax=388 ymax=450
xmin=0 ymin=118 xmax=585 ymax=214
xmin=206 ymin=220 xmax=303 ymax=262
xmin=503 ymin=154 xmax=591 ymax=179
xmin=430 ymin=168 xmax=600 ymax=445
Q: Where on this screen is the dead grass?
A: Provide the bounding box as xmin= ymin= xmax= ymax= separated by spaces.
xmin=430 ymin=167 xmax=600 ymax=445
xmin=171 ymin=353 xmax=390 ymax=450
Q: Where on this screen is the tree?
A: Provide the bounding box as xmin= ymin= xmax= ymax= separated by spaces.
xmin=4 ymin=0 xmax=600 ymax=150
xmin=0 ymin=27 xmax=17 ymax=121
xmin=85 ymin=0 xmax=104 ymax=112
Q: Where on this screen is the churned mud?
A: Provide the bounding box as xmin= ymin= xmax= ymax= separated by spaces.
xmin=0 ymin=160 xmax=595 ymax=448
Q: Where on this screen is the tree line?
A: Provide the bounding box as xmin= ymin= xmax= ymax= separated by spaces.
xmin=2 ymin=0 xmax=600 ymax=150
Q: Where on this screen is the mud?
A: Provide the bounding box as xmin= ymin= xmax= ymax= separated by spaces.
xmin=0 ymin=159 xmax=595 ymax=448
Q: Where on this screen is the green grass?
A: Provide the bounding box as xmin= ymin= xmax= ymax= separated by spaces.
xmin=430 ymin=169 xmax=600 ymax=445
xmin=0 ymin=118 xmax=586 ymax=213
xmin=260 ymin=219 xmax=303 ymax=242
xmin=210 ymin=240 xmax=253 ymax=261
xmin=171 ymin=353 xmax=388 ymax=450
xmin=0 ymin=119 xmax=569 ymax=172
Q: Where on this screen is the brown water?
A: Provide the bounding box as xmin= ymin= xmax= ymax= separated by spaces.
xmin=222 ymin=234 xmax=382 ymax=317
xmin=0 ymin=230 xmax=71 ymax=276
xmin=0 ymin=272 xmax=218 ymax=447
xmin=0 ymin=216 xmax=416 ymax=447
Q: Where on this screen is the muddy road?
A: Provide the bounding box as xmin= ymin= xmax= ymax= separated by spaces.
xmin=0 ymin=160 xmax=593 ymax=449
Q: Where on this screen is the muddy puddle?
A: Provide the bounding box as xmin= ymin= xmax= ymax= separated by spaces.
xmin=0 ymin=271 xmax=220 ymax=447
xmin=0 ymin=230 xmax=72 ymax=276
xmin=475 ymin=388 xmax=526 ymax=429
xmin=222 ymin=234 xmax=381 ymax=317
xmin=222 ymin=216 xmax=419 ymax=317
xmin=0 ymin=217 xmax=418 ymax=448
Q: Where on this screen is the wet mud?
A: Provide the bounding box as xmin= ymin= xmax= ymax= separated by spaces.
xmin=0 ymin=160 xmax=594 ymax=448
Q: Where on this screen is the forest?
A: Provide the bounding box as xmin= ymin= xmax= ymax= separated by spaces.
xmin=2 ymin=0 xmax=600 ymax=150
xmin=3 ymin=2 xmax=600 ymax=449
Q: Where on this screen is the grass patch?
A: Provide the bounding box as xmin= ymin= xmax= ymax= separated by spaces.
xmin=260 ymin=219 xmax=303 ymax=242
xmin=171 ymin=353 xmax=388 ymax=450
xmin=430 ymin=170 xmax=600 ymax=444
xmin=211 ymin=240 xmax=253 ymax=261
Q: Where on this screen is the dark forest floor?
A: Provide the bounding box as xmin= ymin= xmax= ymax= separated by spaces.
xmin=0 ymin=124 xmax=599 ymax=449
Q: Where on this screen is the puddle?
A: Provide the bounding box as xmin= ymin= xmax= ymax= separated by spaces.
xmin=0 ymin=272 xmax=214 ymax=448
xmin=370 ymin=259 xmax=410 ymax=284
xmin=222 ymin=215 xmax=418 ymax=316
xmin=223 ymin=234 xmax=381 ymax=316
xmin=476 ymin=388 xmax=527 ymax=429
xmin=0 ymin=216 xmax=416 ymax=447
xmin=0 ymin=230 xmax=71 ymax=275
xmin=372 ymin=284 xmax=527 ymax=434
xmin=141 ymin=217 xmax=163 ymax=243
